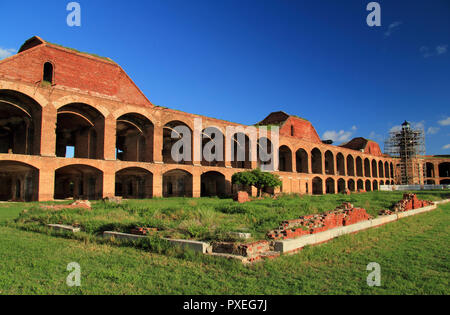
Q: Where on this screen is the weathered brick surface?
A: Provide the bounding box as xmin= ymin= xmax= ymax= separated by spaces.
xmin=268 ymin=202 xmax=372 ymax=240
xmin=130 ymin=227 xmax=158 ymax=236
xmin=379 ymin=194 xmax=434 ymax=216
xmin=234 ymin=191 xmax=250 ymax=203
xmin=212 ymin=240 xmax=270 ymax=258
xmin=40 ymin=200 xmax=91 ymax=210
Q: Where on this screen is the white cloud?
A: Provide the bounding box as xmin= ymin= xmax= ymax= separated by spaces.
xmin=390 ymin=121 xmax=425 ymax=133
xmin=351 ymin=126 xmax=357 ymax=131
xmin=0 ymin=47 xmax=16 ymax=60
xmin=390 ymin=125 xmax=402 ymax=133
xmin=420 ymin=45 xmax=448 ymax=58
xmin=437 ymin=45 xmax=448 ymax=55
xmin=322 ymin=130 xmax=354 ymax=144
xmin=438 ymin=117 xmax=450 ymax=126
xmin=384 ymin=21 xmax=402 ymax=37
xmin=369 ymin=131 xmax=383 ymax=142
xmin=413 ymin=121 xmax=425 ymax=130
xmin=427 ymin=127 xmax=440 ymax=135
xmin=442 ymin=144 xmax=450 ymax=150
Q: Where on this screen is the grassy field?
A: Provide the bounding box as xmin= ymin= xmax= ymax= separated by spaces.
xmin=8 ymin=191 xmax=449 ymax=241
xmin=0 ymin=192 xmax=449 ymax=295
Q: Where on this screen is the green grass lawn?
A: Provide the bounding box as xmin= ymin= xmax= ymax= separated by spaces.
xmin=0 ymin=192 xmax=448 ymax=295
xmin=8 ymin=191 xmax=450 ymax=241
xmin=0 ymin=201 xmax=448 ymax=294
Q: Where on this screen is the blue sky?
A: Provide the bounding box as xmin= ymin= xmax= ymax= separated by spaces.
xmin=0 ymin=0 xmax=449 ymax=154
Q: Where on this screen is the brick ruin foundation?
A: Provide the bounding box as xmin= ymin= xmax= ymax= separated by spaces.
xmin=379 ymin=193 xmax=434 ymax=216
xmin=267 ymin=202 xmax=372 ymax=240
xmin=210 ymin=194 xmax=437 ymax=262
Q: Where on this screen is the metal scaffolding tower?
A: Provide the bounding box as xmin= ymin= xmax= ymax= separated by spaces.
xmin=385 ymin=121 xmax=426 ymax=185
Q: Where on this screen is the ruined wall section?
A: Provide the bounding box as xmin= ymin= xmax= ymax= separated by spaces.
xmin=0 ymin=44 xmax=152 ymax=108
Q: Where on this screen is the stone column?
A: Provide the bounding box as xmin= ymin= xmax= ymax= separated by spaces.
xmin=291 ymin=151 xmax=297 ymax=173
xmin=322 ymin=156 xmax=326 ymax=175
xmin=224 ymin=173 xmax=233 ymax=196
xmin=40 ymin=104 xmax=57 ymax=157
xmin=153 ymin=126 xmax=163 ymax=164
xmin=192 ymin=172 xmax=201 ymax=198
xmin=103 ymin=115 xmax=116 ymax=161
xmin=38 ymin=167 xmax=55 ymax=201
xmin=102 ymin=168 xmax=115 ymax=199
xmin=343 ymin=157 xmax=347 ymax=176
xmin=153 ymin=170 xmax=163 ymax=197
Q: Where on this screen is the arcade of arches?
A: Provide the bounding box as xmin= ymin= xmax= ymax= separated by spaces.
xmin=1 ymin=60 xmax=449 ymax=202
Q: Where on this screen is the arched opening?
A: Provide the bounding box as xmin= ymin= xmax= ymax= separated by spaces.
xmin=56 ymin=103 xmax=104 ymax=159
xmin=325 ymin=178 xmax=335 ymax=194
xmin=364 ymin=159 xmax=371 ymax=177
xmin=356 ymin=157 xmax=363 ymax=177
xmin=348 ymin=179 xmax=356 ymax=192
xmin=311 ymin=148 xmax=322 ymax=174
xmin=43 ymin=62 xmax=54 ymax=84
xmin=163 ymin=169 xmax=193 ymax=197
xmin=163 ymin=121 xmax=193 ymax=165
xmin=380 ymin=180 xmax=384 ymax=186
xmin=440 ymin=179 xmax=450 ymax=185
xmin=365 ymin=180 xmax=372 ymax=192
xmin=0 ymin=161 xmax=39 ymax=201
xmin=54 ymin=165 xmax=103 ymax=200
xmin=378 ymin=161 xmax=383 ymax=179
xmin=384 ymin=162 xmax=389 ymax=178
xmin=438 ymin=163 xmax=450 ymax=178
xmin=279 ymin=145 xmax=293 ymax=172
xmin=373 ymin=180 xmax=378 ymax=191
xmin=347 ymin=155 xmax=355 ymax=177
xmin=425 ymin=163 xmax=435 ymax=178
xmin=0 ymin=90 xmax=42 ymax=155
xmin=337 ymin=179 xmax=346 ymax=193
xmin=115 ymin=168 xmax=153 ymax=199
xmin=390 ymin=163 xmax=394 ymax=178
xmin=324 ymin=151 xmax=334 ymax=175
xmin=257 ymin=137 xmax=273 ymax=170
xmin=312 ymin=177 xmax=323 ymax=195
xmin=357 ymin=180 xmax=364 ymax=191
xmin=231 ymin=132 xmax=252 ymax=169
xmin=336 ymin=153 xmax=345 ymax=176
xmin=116 ymin=113 xmax=154 ymax=162
xmin=202 ymin=127 xmax=225 ymax=167
xmin=296 ymin=148 xmax=309 ymax=174
xmin=425 ymin=180 xmax=435 ymax=185
xmin=372 ymin=160 xmax=378 ymax=177
xmin=201 ymin=171 xmax=226 ymax=197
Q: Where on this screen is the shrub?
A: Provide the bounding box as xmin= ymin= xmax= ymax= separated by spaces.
xmin=232 ymin=168 xmax=282 ymax=197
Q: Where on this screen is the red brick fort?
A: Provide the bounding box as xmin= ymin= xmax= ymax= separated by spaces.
xmin=0 ymin=37 xmax=449 ymax=201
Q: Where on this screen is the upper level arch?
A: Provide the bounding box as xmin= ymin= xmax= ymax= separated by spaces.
xmin=116 ymin=113 xmax=154 ymax=162
xmin=0 ymin=89 xmax=43 ymax=155
xmin=439 ymin=162 xmax=450 ymax=178
xmin=56 ymin=103 xmax=105 ymax=159
xmin=163 ymin=120 xmax=193 ymax=165
xmin=53 ymin=95 xmax=110 ymax=118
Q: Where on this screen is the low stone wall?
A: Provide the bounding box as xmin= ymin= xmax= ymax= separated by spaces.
xmin=102 ymin=231 xmax=212 ymax=254
xmin=274 ymin=202 xmax=443 ymax=254
xmin=267 ymin=203 xmax=371 ymax=241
